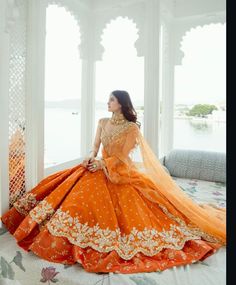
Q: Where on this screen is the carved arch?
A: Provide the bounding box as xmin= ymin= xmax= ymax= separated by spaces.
xmin=97 ymin=16 xmax=141 ymax=61
xmin=93 ymin=2 xmax=145 ymax=61
xmin=175 ymin=13 xmax=226 ymax=65
xmin=46 ymin=0 xmax=85 ymax=59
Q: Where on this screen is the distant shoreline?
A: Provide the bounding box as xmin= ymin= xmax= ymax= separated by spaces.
xmin=45 ymin=107 xmax=226 ymax=123
xmin=174 ymin=116 xmax=226 ymax=122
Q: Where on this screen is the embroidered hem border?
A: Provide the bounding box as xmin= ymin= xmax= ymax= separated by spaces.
xmin=47 ymin=223 xmax=202 ymax=261
xmin=13 ymin=195 xmax=225 ymax=260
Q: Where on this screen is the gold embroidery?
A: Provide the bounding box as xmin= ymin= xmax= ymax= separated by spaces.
xmin=46 ymin=208 xmax=204 ymax=260
xmin=99 ymin=121 xmax=139 ymax=182
xmin=14 ymin=193 xmax=38 ymax=216
xmin=158 ymin=204 xmax=225 ymax=244
xmin=29 ymin=200 xmax=55 ymax=224
xmin=100 ymin=119 xmax=135 ymax=147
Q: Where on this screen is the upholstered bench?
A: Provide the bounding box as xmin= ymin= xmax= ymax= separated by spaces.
xmin=160 ymin=149 xmax=226 ymax=207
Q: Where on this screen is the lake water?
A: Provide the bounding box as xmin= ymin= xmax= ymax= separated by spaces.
xmin=44 ymin=108 xmax=226 ymax=167
xmin=173 ymin=118 xmax=226 ymax=153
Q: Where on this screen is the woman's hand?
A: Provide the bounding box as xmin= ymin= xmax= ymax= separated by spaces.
xmin=81 ymin=155 xmax=95 ymax=168
xmin=87 ymin=159 xmax=102 ymax=173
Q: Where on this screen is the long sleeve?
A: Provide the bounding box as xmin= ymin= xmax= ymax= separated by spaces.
xmin=100 ymin=124 xmax=139 ymax=184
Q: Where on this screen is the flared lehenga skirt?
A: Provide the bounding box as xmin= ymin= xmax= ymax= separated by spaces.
xmin=0 ymin=164 xmax=223 ymax=274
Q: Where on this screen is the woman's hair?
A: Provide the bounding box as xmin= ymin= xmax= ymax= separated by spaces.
xmin=111 ymin=90 xmax=141 ymax=128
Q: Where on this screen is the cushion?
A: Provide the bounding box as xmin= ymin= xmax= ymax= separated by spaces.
xmin=164 ymin=149 xmax=226 ymax=183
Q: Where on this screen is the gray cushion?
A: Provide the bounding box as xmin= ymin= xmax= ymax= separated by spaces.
xmin=163 ymin=149 xmax=226 ymax=183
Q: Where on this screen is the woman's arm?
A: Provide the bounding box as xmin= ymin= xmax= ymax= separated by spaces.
xmin=82 ymin=119 xmax=103 ymax=168
xmin=89 ymin=118 xmax=103 ymax=158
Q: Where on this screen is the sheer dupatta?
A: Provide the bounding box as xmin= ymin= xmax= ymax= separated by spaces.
xmin=98 ymin=119 xmax=226 ymax=245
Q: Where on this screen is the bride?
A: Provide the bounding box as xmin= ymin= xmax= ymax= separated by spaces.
xmin=0 ymin=90 xmax=226 ymax=274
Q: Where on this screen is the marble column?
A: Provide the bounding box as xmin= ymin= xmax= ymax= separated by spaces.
xmin=143 ymin=0 xmax=161 ymax=157
xmin=160 ymin=21 xmax=175 ymax=157
xmin=80 ymin=13 xmax=96 ymax=157
xmin=25 ymin=0 xmax=46 ymax=188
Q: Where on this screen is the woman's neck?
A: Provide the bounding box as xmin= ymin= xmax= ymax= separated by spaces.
xmin=110 ymin=112 xmax=127 ymax=125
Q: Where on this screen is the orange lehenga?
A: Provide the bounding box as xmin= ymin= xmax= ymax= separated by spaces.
xmin=0 ymin=118 xmax=226 ymax=274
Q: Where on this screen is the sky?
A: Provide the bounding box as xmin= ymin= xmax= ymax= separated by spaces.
xmin=175 ymin=23 xmax=226 ymax=105
xmin=44 ymin=5 xmax=226 ymax=107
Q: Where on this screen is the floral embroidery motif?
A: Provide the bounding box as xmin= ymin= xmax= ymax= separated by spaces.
xmin=14 ymin=193 xmax=38 ymax=216
xmin=30 ymin=200 xmax=55 ymax=224
xmin=158 ymin=204 xmax=224 ymax=244
xmin=46 ymin=208 xmax=204 ymax=260
xmin=100 ymin=119 xmax=136 ymax=147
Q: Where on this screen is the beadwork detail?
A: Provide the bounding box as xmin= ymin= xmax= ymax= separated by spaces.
xmin=100 ymin=118 xmax=135 ymax=147
xmin=158 ymin=204 xmax=224 ymax=244
xmin=109 ymin=113 xmax=127 ymax=125
xmin=29 ymin=200 xmax=55 ymax=224
xmin=45 ymin=206 xmax=206 ymax=260
xmin=14 ymin=192 xmax=38 ymax=216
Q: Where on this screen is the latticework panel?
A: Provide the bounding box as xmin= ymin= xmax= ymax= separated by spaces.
xmin=8 ymin=0 xmax=27 ymax=208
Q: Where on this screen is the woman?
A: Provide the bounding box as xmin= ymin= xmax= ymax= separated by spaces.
xmin=0 ymin=90 xmax=226 ymax=274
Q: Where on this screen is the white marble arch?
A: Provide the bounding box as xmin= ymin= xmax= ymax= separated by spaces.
xmin=92 ymin=4 xmax=145 ymax=60
xmin=159 ymin=8 xmax=226 ymax=157
xmin=174 ymin=11 xmax=226 ymax=66
xmin=46 ymin=0 xmax=88 ymax=59
xmin=42 ymin=1 xmax=85 ymax=179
